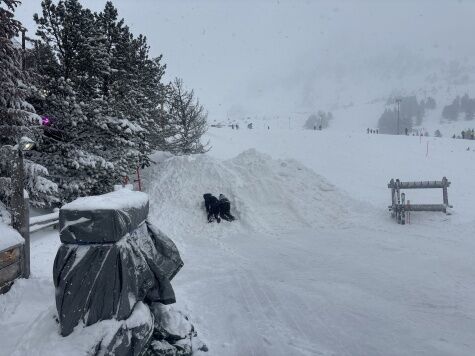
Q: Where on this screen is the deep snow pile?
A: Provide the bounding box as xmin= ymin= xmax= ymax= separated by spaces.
xmin=142 ymin=149 xmax=364 ymax=239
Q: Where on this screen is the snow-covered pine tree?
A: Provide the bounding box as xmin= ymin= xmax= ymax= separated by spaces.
xmin=30 ymin=0 xmax=117 ymax=201
xmin=164 ymin=78 xmax=209 ymax=155
xmin=303 ymin=111 xmax=333 ymax=130
xmin=0 ymin=0 xmax=58 ymax=207
xmin=31 ymin=0 xmax=164 ymax=201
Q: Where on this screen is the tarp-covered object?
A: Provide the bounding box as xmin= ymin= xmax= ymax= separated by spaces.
xmin=92 ymin=302 xmax=154 ymax=356
xmin=54 ymin=191 xmax=183 ymax=337
xmin=59 ymin=190 xmax=150 ymax=244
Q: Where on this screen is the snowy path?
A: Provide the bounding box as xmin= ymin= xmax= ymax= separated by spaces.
xmin=172 ymin=225 xmax=475 ymax=356
xmin=2 ymin=222 xmax=474 ymax=356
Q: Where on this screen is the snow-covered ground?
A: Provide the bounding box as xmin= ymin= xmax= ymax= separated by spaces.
xmin=1 ymin=127 xmax=475 ymax=355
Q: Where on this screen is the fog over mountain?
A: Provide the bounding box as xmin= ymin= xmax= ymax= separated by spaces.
xmin=16 ymin=0 xmax=475 ymax=121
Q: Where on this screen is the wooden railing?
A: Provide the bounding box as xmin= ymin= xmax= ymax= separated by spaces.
xmin=30 ymin=210 xmax=59 ymax=233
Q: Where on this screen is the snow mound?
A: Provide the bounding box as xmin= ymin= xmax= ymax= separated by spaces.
xmin=0 ymin=222 xmax=23 ymax=252
xmin=143 ymin=149 xmax=361 ymax=240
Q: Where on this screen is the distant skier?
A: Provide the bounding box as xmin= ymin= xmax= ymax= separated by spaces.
xmin=405 ymin=127 xmax=408 ymax=135
xmin=367 ymin=128 xmax=370 ymax=134
xmin=203 ymin=193 xmax=221 ymax=223
xmin=218 ymin=194 xmax=235 ymax=221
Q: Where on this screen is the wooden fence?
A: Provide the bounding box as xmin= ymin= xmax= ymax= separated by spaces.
xmin=30 ymin=210 xmax=59 ymax=233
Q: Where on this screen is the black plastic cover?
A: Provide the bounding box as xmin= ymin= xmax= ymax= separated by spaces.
xmin=54 ymin=222 xmax=183 ymax=336
xmin=59 ymin=190 xmax=150 ymax=244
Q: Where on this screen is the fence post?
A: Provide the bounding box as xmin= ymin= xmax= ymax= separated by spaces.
xmin=442 ymin=176 xmax=449 ymax=206
xmin=389 ymin=179 xmax=396 ymax=218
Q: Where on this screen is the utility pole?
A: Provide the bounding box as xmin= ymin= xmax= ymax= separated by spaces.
xmin=395 ymin=98 xmax=402 ymax=135
xmin=21 ymin=28 xmax=26 ymax=71
xmin=10 ymin=148 xmax=30 ymax=278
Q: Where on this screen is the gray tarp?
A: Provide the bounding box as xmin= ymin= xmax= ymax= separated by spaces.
xmin=54 ymin=222 xmax=183 ymax=336
xmin=92 ymin=302 xmax=154 ymax=356
xmin=52 ymin=190 xmax=204 ymax=355
xmin=59 ymin=190 xmax=150 ymax=244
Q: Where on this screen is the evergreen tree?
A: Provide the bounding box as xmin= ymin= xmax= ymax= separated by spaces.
xmin=164 ymin=78 xmax=209 ymax=154
xmin=30 ymin=0 xmax=167 ymax=202
xmin=442 ymin=96 xmax=460 ymax=121
xmin=377 ymin=108 xmax=413 ymax=135
xmin=303 ymin=113 xmax=319 ymax=130
xmin=0 ymin=0 xmax=58 ymax=207
xmin=303 ymin=111 xmax=333 ymax=130
xmin=0 ymin=0 xmax=38 ymax=145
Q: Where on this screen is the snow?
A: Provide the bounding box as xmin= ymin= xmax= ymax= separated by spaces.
xmin=29 ymin=211 xmax=59 ymax=225
xmin=9 ymin=301 xmax=151 ymax=356
xmin=61 ymin=189 xmax=148 ymax=212
xmin=113 ymin=184 xmax=134 ymax=191
xmin=144 ymin=128 xmax=475 ymax=355
xmin=142 ymin=149 xmax=365 ymax=239
xmin=1 ymin=127 xmax=475 ymax=355
xmin=0 ymin=222 xmax=23 ymax=253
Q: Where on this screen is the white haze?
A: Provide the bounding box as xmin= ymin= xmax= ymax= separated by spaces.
xmin=15 ymin=0 xmax=475 ymax=121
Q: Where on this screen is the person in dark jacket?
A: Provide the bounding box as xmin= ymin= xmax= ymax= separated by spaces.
xmin=203 ymin=193 xmax=221 ymax=223
xmin=218 ymin=194 xmax=235 ymax=221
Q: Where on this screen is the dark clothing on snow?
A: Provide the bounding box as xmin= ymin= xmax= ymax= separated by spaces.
xmin=218 ymin=194 xmax=235 ymax=221
xmin=203 ymin=193 xmax=236 ymax=223
xmin=203 ymin=193 xmax=221 ymax=223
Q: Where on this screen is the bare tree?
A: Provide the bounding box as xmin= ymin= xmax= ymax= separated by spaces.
xmin=164 ymin=78 xmax=209 ymax=154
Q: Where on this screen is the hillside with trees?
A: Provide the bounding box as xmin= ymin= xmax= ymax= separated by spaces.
xmin=303 ymin=111 xmax=333 ymax=130
xmin=377 ymin=96 xmax=436 ymax=135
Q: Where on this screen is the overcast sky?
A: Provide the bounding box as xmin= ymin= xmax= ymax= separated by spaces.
xmin=15 ymin=0 xmax=475 ymax=120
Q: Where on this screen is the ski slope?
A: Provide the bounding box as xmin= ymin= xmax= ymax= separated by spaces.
xmin=1 ymin=128 xmax=475 ymax=355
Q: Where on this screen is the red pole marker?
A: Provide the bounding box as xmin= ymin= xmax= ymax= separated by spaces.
xmin=135 ymin=167 xmax=142 ymax=191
